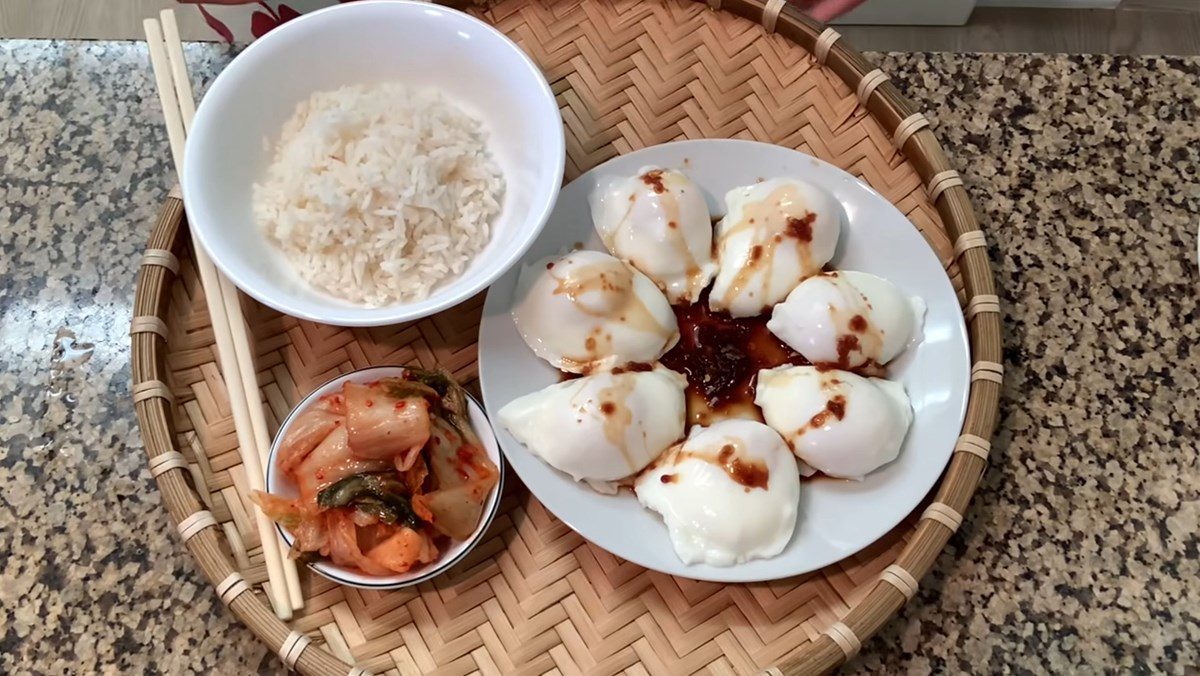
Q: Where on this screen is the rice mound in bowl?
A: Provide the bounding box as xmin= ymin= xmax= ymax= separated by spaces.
xmin=253 ymin=83 xmax=505 ymax=307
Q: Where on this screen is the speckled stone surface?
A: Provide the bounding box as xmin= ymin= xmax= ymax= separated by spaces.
xmin=0 ymin=42 xmax=1197 ymax=674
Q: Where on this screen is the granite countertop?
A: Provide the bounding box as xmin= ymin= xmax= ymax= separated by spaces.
xmin=1 ymin=41 xmax=1197 ymax=673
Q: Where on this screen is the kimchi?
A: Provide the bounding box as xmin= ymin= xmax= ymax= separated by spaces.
xmin=254 ymin=368 xmax=499 ymax=575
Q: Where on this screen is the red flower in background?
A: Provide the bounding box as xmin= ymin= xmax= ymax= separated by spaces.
xmin=183 ymin=1 xmax=235 ymax=43
xmin=249 ymin=1 xmax=302 ymax=38
xmin=180 ymin=0 xmax=359 ymax=43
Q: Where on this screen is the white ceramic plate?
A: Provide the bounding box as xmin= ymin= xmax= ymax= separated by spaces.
xmin=478 ymin=140 xmax=969 ymax=582
xmin=265 ymin=366 xmax=504 ymax=589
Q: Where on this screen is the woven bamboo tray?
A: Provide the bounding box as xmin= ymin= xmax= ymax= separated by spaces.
xmin=131 ymin=1 xmax=1001 ymax=673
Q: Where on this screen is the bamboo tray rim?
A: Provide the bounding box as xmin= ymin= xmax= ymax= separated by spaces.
xmin=130 ymin=2 xmax=1002 ymax=674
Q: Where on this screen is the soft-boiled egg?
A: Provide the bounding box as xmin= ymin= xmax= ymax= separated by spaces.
xmin=709 ymin=178 xmax=843 ymax=317
xmin=589 ymin=167 xmax=718 ymax=303
xmin=497 ymin=364 xmax=686 ymax=483
xmin=512 ymin=250 xmax=679 ymax=373
xmin=767 ymin=271 xmax=926 ymax=368
xmin=635 ymin=419 xmax=799 ymax=566
xmin=755 ymin=365 xmax=912 ymax=480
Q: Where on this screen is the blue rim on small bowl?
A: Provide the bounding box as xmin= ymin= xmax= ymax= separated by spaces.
xmin=264 ymin=366 xmax=504 ymax=590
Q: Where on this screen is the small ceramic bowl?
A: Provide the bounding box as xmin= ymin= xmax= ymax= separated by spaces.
xmin=183 ymin=0 xmax=564 ymax=327
xmin=265 ymin=366 xmax=504 ymax=589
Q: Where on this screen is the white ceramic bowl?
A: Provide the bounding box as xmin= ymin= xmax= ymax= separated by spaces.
xmin=183 ymin=1 xmax=564 ymax=327
xmin=265 ymin=366 xmax=504 ymax=589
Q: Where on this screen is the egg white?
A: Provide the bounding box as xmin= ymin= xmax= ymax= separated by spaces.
xmin=755 ymin=365 xmax=912 ymax=480
xmin=511 ymin=250 xmax=679 ymax=373
xmin=498 ymin=365 xmax=687 ymax=482
xmin=767 ymin=271 xmax=926 ymax=368
xmin=635 ymin=419 xmax=799 ymax=566
xmin=709 ymin=178 xmax=843 ymax=318
xmin=590 ymin=166 xmax=718 ymax=303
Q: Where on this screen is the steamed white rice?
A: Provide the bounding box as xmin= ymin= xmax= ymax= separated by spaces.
xmin=253 ymin=83 xmax=505 ymax=307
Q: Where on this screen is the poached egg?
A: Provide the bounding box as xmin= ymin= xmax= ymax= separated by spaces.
xmin=709 ymin=178 xmax=843 ymax=318
xmin=590 ymin=167 xmax=718 ymax=303
xmin=755 ymin=365 xmax=912 ymax=480
xmin=511 ymin=250 xmax=679 ymax=373
xmin=497 ymin=364 xmax=687 ymax=483
xmin=767 ymin=271 xmax=925 ymax=368
xmin=635 ymin=419 xmax=800 ymax=566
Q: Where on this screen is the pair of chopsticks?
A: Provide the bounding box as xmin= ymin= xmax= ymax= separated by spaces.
xmin=144 ymin=10 xmax=304 ymax=620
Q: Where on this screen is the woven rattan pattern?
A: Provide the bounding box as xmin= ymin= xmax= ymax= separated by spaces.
xmin=134 ymin=1 xmax=999 ymax=673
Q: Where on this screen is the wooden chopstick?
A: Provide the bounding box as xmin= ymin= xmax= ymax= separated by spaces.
xmin=144 ymin=12 xmax=302 ymax=619
xmin=157 ymin=8 xmax=306 ymax=612
xmin=216 ymin=276 xmax=306 ymax=609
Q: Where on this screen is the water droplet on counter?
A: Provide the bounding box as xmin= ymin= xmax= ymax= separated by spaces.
xmin=51 ymin=327 xmax=95 ymax=369
xmin=48 ymin=327 xmax=95 ymax=401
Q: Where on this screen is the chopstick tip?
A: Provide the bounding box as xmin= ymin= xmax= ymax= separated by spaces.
xmin=143 ymin=17 xmax=161 ymax=38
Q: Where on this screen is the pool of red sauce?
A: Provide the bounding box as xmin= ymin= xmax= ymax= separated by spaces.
xmin=660 ymin=288 xmax=810 ymax=415
xmin=656 ymin=290 xmax=856 ymax=485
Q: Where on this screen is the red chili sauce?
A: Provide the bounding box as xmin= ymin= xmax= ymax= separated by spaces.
xmin=659 ymin=289 xmax=809 ymax=417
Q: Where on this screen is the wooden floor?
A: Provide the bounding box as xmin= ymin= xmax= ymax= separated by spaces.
xmin=0 ymin=1 xmax=1198 ymax=54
